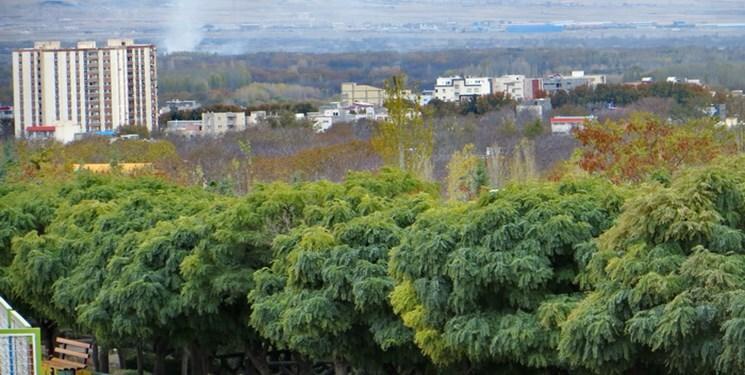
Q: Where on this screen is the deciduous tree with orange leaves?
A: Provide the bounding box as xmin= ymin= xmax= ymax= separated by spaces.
xmin=573 ymin=113 xmax=735 ymax=183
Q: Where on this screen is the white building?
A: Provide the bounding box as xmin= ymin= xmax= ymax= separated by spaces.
xmin=12 ymin=39 xmax=158 ymax=142
xmin=202 ymin=112 xmax=247 ymax=134
xmin=160 ymin=99 xmax=200 ymax=114
xmin=343 ymin=102 xmax=382 ymax=121
xmin=666 ymin=76 xmax=704 ymax=86
xmin=719 ymin=118 xmax=742 ymax=129
xmin=248 ymin=111 xmax=267 ymax=126
xmin=434 ymin=76 xmax=492 ymax=102
xmin=341 ymin=83 xmax=387 ymax=107
xmin=573 ymin=71 xmax=607 ymax=86
xmin=490 ymin=76 xmax=546 ymax=101
xmin=492 ymin=75 xmax=546 ymax=101
xmin=419 ymin=90 xmax=434 ymax=106
xmin=550 ymin=115 xmax=595 ymax=135
xmin=318 ymin=102 xmax=343 ymax=117
xmin=0 ymin=106 xmax=12 ymax=120
xmin=166 ymin=112 xmax=248 ymax=137
xmin=524 ymin=78 xmax=544 ymax=100
xmin=166 ymin=120 xmax=202 ymax=137
xmin=666 ymin=77 xmax=682 ymax=84
xmin=24 ymin=122 xmax=81 ymax=143
xmin=543 ymin=71 xmax=607 ymax=94
xmin=517 ymin=98 xmax=553 ymax=120
xmin=301 ymin=101 xmax=389 ymax=133
xmin=309 ymin=115 xmax=334 ymax=132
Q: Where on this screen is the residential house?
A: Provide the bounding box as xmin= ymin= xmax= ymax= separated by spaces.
xmin=202 ymin=112 xmax=247 ymax=134
xmin=543 ymin=71 xmax=607 ymax=94
xmin=433 ymin=76 xmax=491 ymax=102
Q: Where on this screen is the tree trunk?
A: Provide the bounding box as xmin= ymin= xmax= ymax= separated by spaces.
xmin=188 ymin=342 xmax=210 ymax=375
xmin=136 ymin=345 xmax=144 ymax=375
xmin=98 ymin=344 xmax=110 ymax=373
xmin=117 ymin=348 xmax=126 ymax=371
xmin=295 ymin=358 xmax=314 ymax=375
xmin=398 ymin=142 xmax=406 ymax=171
xmin=383 ymin=363 xmax=398 ymax=375
xmin=181 ymin=347 xmax=189 ymax=375
xmin=334 ymin=360 xmax=348 ymax=375
xmin=245 ymin=347 xmax=272 ymax=375
xmin=92 ymin=343 xmax=100 ymax=371
xmin=41 ymin=320 xmax=57 ymax=357
xmin=152 ymin=340 xmax=167 ymax=375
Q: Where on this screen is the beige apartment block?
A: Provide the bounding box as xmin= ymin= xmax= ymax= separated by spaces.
xmin=341 ymin=82 xmax=386 ymax=107
xmin=12 ymin=39 xmax=158 ymax=140
xmin=201 ymin=112 xmax=247 ymax=135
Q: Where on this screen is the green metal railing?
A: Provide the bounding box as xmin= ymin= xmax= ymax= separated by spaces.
xmin=0 ymin=296 xmax=42 ymax=375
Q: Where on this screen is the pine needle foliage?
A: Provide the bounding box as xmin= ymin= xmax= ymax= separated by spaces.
xmin=249 ymin=169 xmax=437 ymax=372
xmin=6 ymin=174 xmax=219 ymax=345
xmin=10 ymin=157 xmax=745 ymax=374
xmin=561 ymin=157 xmax=745 ymax=374
xmin=389 ymin=178 xmax=624 ymax=371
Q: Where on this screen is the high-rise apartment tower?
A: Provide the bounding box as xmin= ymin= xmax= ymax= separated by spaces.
xmin=12 ymin=39 xmax=157 ymax=142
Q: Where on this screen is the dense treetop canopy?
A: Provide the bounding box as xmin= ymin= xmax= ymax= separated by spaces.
xmin=389 ymin=178 xmax=625 ymax=372
xmin=249 ymin=171 xmax=436 ymax=371
xmin=4 ymin=149 xmax=745 ymax=374
xmin=561 ymin=158 xmax=745 ymax=374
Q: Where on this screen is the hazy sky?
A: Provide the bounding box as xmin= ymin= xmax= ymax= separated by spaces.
xmin=6 ymin=0 xmax=745 ymax=25
xmin=2 ymin=0 xmax=745 ymax=52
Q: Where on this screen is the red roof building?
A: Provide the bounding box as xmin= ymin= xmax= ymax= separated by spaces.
xmin=26 ymin=126 xmax=56 ymax=133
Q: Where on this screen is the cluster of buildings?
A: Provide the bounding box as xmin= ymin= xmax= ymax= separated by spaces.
xmin=162 ymin=83 xmax=395 ymax=136
xmin=170 ymin=73 xmax=542 ymax=136
xmin=285 ymin=71 xmax=604 ymax=135
xmin=321 ymin=72 xmax=605 ymax=135
xmin=300 ymin=101 xmax=389 ymax=133
xmin=291 ymin=82 xmax=399 ymax=132
xmin=426 ymin=71 xmax=606 ymax=103
xmin=254 ymin=71 xmax=605 ymax=135
xmin=8 ymin=37 xmax=728 ymax=142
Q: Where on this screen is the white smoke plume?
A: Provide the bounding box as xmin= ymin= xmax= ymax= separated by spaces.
xmin=163 ymin=0 xmax=205 ymax=53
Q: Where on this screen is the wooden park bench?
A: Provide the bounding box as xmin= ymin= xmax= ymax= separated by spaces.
xmin=43 ymin=337 xmax=92 ymax=374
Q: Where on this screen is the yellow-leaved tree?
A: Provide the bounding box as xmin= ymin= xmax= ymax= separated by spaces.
xmin=372 ymin=74 xmax=433 ymax=180
xmin=446 ymin=144 xmax=487 ymax=201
